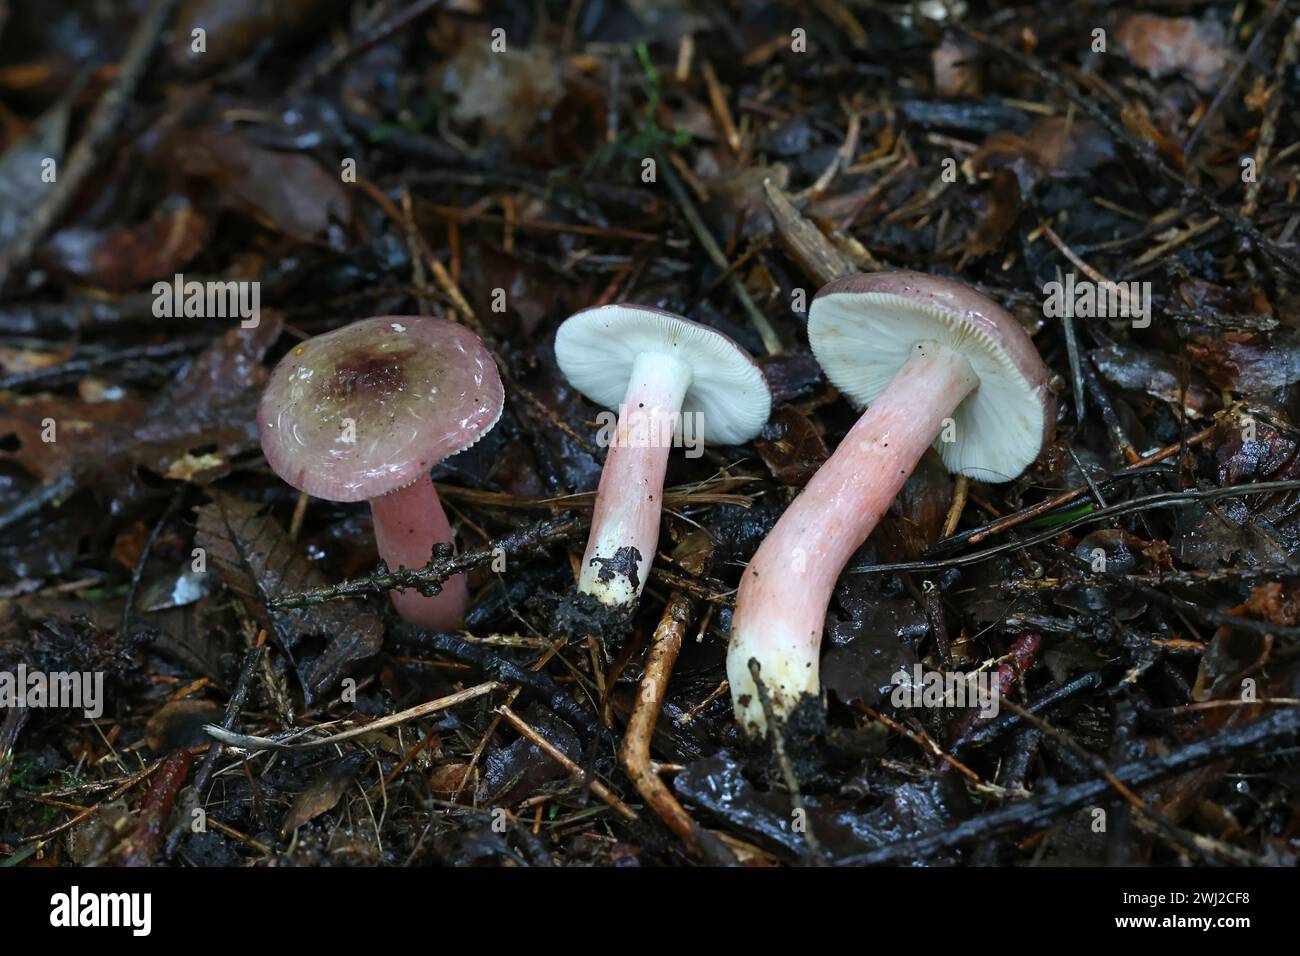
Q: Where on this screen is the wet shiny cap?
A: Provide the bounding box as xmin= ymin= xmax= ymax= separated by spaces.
xmin=809 ymin=271 xmax=1055 ymax=483
xmin=258 ymin=316 xmax=504 ymax=502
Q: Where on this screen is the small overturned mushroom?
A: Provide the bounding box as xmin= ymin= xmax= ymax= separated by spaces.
xmin=727 ymin=272 xmax=1054 ymax=734
xmin=259 ymin=316 xmax=503 ymax=629
xmin=555 ymin=304 xmax=771 ymax=609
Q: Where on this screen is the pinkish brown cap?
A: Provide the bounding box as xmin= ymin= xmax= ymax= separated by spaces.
xmin=809 ymin=271 xmax=1055 ymax=483
xmin=258 ymin=316 xmax=503 ymax=502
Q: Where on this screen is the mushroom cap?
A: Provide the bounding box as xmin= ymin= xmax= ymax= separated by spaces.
xmin=809 ymin=271 xmax=1054 ymax=483
xmin=554 ymin=304 xmax=771 ymax=445
xmin=258 ymin=316 xmax=503 ymax=502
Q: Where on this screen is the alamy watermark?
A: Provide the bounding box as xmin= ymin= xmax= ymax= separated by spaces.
xmin=50 ymin=886 xmax=150 ymax=936
xmin=890 ymin=663 xmax=1000 ymax=718
xmin=151 ymin=273 xmax=260 ymax=328
xmin=0 ymin=664 xmax=103 ymax=718
xmin=594 ymin=406 xmax=704 ymax=459
xmin=1042 ymin=272 xmax=1151 ymax=329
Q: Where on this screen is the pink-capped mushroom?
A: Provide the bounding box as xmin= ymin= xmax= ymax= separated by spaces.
xmin=555 ymin=304 xmax=771 ymax=609
xmin=727 ymin=272 xmax=1055 ymax=734
xmin=259 ymin=316 xmax=503 ymax=630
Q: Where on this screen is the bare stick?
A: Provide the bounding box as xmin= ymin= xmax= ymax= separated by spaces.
xmin=205 ymin=681 xmax=502 ymax=750
xmin=495 ymin=705 xmax=638 ymax=822
xmin=270 ymin=514 xmax=584 ymax=609
xmin=621 ymin=593 xmax=729 ymax=859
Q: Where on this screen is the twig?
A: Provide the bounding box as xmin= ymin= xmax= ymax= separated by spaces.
xmin=965 ymin=28 xmax=1300 ymax=280
xmin=835 ymin=706 xmax=1300 ymax=864
xmin=495 ymin=704 xmax=638 ymax=822
xmin=1184 ymin=0 xmax=1291 ymax=155
xmin=0 ymin=707 xmax=29 ymax=795
xmin=122 ymin=488 xmax=184 ymax=635
xmin=19 ymin=750 xmax=187 ymax=844
xmin=954 ymin=671 xmax=1107 ymax=752
xmin=659 ymin=152 xmax=783 ymax=354
xmin=204 ymin=681 xmax=502 ymax=751
xmin=108 ymin=749 xmax=193 ymax=866
xmin=994 ymin=697 xmax=1257 ymax=865
xmin=1132 ymin=215 xmax=1221 ymax=268
xmin=799 ymin=111 xmax=861 ymax=199
xmin=0 ymin=472 xmax=77 ymax=535
xmin=1242 ymin=14 xmax=1300 ymax=222
xmin=437 ymin=478 xmax=754 ymax=511
xmin=763 ymin=178 xmax=855 ymax=286
xmin=0 ymin=0 xmax=179 ymax=289
xmin=1053 ymin=265 xmax=1086 ymax=427
xmin=849 ymin=480 xmax=1300 ymax=623
xmin=270 ymin=514 xmax=585 ymax=609
xmin=964 ymin=424 xmax=1217 ymax=544
xmin=290 ymin=0 xmax=443 ymax=94
xmin=700 ymin=60 xmax=741 ymax=154
xmin=1040 ymin=225 xmax=1140 ymax=330
xmin=862 ymin=707 xmax=994 ymax=791
xmin=621 ymin=594 xmax=731 ymax=860
xmin=941 ymin=474 xmax=969 ymax=539
xmin=0 ymin=336 xmax=209 ymax=391
xmin=1082 ymin=351 xmax=1141 ymax=465
xmin=193 ymin=642 xmax=266 ymax=797
xmin=393 ymin=628 xmax=594 ymax=735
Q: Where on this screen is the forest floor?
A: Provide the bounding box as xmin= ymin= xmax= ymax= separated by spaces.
xmin=0 ymin=0 xmax=1298 ymax=866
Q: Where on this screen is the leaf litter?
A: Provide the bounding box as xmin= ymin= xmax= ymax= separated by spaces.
xmin=0 ymin=0 xmax=1298 ymax=869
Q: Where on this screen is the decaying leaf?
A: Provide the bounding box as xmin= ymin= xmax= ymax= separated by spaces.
xmin=176 ymin=127 xmax=351 ymax=245
xmin=932 ymin=32 xmax=982 ymax=98
xmin=170 ymin=0 xmax=339 ymax=73
xmin=1091 ymin=344 xmax=1216 ymax=418
xmin=441 ymin=42 xmax=564 ymax=147
xmin=195 ymin=491 xmax=383 ymax=701
xmin=38 ymin=203 xmax=207 ymax=290
xmin=1186 ymin=330 xmax=1300 ymax=393
xmin=144 ymin=698 xmax=225 ymax=751
xmin=281 ymin=753 xmax=368 ymax=834
xmin=753 ymin=405 xmax=830 ymax=486
xmin=1115 ymin=13 xmax=1229 ymax=92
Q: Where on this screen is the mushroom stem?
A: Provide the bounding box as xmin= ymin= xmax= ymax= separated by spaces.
xmin=727 ymin=342 xmax=979 ymax=733
xmin=369 ymin=473 xmax=468 ymax=630
xmin=579 ymin=351 xmax=693 ymax=608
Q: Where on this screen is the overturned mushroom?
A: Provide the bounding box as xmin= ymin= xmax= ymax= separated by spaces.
xmin=259 ymin=316 xmax=503 ymax=630
xmin=727 ymin=272 xmax=1054 ymax=734
xmin=555 ymin=304 xmax=771 ymax=609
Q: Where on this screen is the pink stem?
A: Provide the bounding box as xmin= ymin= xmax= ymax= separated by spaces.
xmin=727 ymin=343 xmax=979 ymax=732
xmin=578 ymin=352 xmax=692 ymax=607
xmin=369 ymin=473 xmax=468 ymax=630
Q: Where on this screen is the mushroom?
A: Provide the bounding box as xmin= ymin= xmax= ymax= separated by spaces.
xmin=555 ymin=304 xmax=771 ymax=609
xmin=259 ymin=316 xmax=503 ymax=630
xmin=727 ymin=272 xmax=1054 ymax=733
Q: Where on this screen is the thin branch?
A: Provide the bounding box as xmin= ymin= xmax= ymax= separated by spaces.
xmin=270 ymin=514 xmax=585 ymax=609
xmin=964 ymin=27 xmax=1300 ymax=280
xmin=835 ymin=706 xmax=1300 ymax=864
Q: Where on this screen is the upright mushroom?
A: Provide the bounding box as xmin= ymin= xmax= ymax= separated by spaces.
xmin=259 ymin=316 xmax=503 ymax=630
xmin=555 ymin=304 xmax=771 ymax=609
xmin=727 ymin=272 xmax=1054 ymax=733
